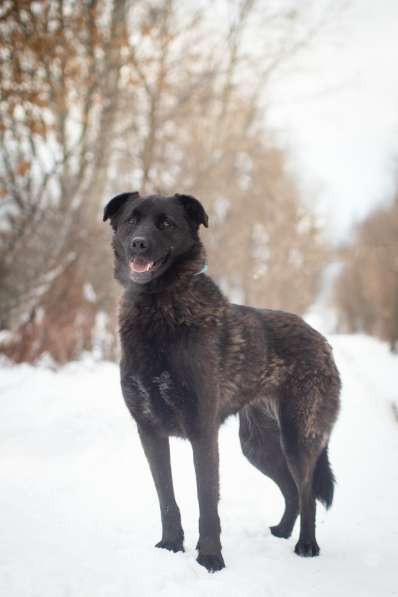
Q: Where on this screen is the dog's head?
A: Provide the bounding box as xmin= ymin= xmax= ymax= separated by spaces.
xmin=103 ymin=192 xmax=208 ymax=287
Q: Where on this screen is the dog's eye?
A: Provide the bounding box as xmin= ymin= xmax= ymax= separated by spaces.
xmin=157 ymin=217 xmax=174 ymax=230
xmin=127 ymin=214 xmax=138 ymax=225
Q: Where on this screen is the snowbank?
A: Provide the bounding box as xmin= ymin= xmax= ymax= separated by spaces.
xmin=0 ymin=334 xmax=397 ymax=596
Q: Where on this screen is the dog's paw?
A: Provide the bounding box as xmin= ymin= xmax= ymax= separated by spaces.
xmin=270 ymin=524 xmax=292 ymax=539
xmin=196 ymin=553 xmax=225 ymax=573
xmin=155 ymin=539 xmax=184 ymax=553
xmin=294 ymin=539 xmax=320 ymax=557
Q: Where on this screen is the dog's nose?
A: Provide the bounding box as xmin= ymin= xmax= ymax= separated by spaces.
xmin=131 ymin=236 xmax=149 ymax=253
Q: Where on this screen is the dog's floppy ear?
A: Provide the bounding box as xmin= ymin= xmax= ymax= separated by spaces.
xmin=175 ymin=193 xmax=209 ymax=228
xmin=103 ymin=191 xmax=140 ymax=230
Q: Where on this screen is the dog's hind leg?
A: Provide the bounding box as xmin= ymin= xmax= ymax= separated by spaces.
xmin=279 ymin=410 xmax=334 ymax=557
xmin=137 ymin=425 xmax=184 ymax=553
xmin=239 ymin=403 xmax=299 ymax=539
xmin=280 ymin=431 xmax=320 ymax=556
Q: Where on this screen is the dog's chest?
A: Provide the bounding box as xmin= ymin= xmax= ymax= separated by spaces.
xmin=120 ymin=329 xmax=197 ymax=436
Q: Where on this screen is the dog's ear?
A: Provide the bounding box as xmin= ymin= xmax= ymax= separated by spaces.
xmin=103 ymin=192 xmax=140 ymax=230
xmin=174 ymin=193 xmax=209 ymax=228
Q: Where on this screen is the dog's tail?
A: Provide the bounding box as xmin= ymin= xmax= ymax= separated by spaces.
xmin=312 ymin=445 xmax=335 ymax=509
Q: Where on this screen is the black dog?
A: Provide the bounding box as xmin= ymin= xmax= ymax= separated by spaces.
xmin=103 ymin=192 xmax=341 ymax=573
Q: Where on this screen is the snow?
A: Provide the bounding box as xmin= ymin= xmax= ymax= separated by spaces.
xmin=1 ymin=334 xmax=397 ymax=597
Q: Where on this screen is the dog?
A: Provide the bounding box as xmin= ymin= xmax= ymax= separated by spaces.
xmin=103 ymin=191 xmax=341 ymax=573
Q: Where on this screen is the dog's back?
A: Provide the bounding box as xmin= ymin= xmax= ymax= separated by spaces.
xmin=218 ymin=305 xmax=340 ymax=432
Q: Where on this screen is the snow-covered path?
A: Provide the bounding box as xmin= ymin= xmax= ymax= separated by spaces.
xmin=1 ymin=335 xmax=397 ymax=597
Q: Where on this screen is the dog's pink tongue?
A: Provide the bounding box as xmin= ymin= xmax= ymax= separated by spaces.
xmin=130 ymin=259 xmax=153 ymax=273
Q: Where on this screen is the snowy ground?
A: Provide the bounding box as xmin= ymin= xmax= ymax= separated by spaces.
xmin=1 ymin=334 xmax=397 ymax=597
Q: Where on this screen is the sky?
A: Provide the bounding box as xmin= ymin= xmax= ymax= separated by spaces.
xmin=266 ymin=0 xmax=398 ymax=242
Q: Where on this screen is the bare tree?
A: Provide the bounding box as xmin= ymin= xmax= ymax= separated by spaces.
xmin=112 ymin=0 xmax=330 ymax=307
xmin=0 ymin=0 xmax=336 ymax=362
xmin=0 ymin=0 xmax=128 ymax=358
xmin=334 ymin=192 xmax=398 ymax=352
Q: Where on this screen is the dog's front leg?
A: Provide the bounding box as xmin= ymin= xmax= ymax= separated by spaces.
xmin=137 ymin=425 xmax=184 ymax=553
xmin=191 ymin=427 xmax=225 ymax=572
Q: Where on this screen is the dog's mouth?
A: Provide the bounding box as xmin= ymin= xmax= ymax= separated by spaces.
xmin=129 ymin=254 xmax=169 ymax=275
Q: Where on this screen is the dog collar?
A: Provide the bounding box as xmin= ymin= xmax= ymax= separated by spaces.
xmin=194 ymin=263 xmax=208 ymax=276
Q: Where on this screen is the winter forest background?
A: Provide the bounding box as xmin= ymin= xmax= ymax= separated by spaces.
xmin=1 ymin=0 xmax=397 ymax=363
xmin=1 ymin=2 xmax=398 ymax=596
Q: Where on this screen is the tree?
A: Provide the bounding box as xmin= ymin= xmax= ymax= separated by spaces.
xmin=0 ymin=0 xmax=128 ymax=359
xmin=0 ymin=0 xmax=334 ymax=363
xmin=111 ymin=0 xmax=329 ymax=307
xmin=334 ymin=193 xmax=398 ymax=352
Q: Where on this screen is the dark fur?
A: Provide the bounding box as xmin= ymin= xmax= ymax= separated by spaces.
xmin=104 ymin=192 xmax=341 ymax=572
